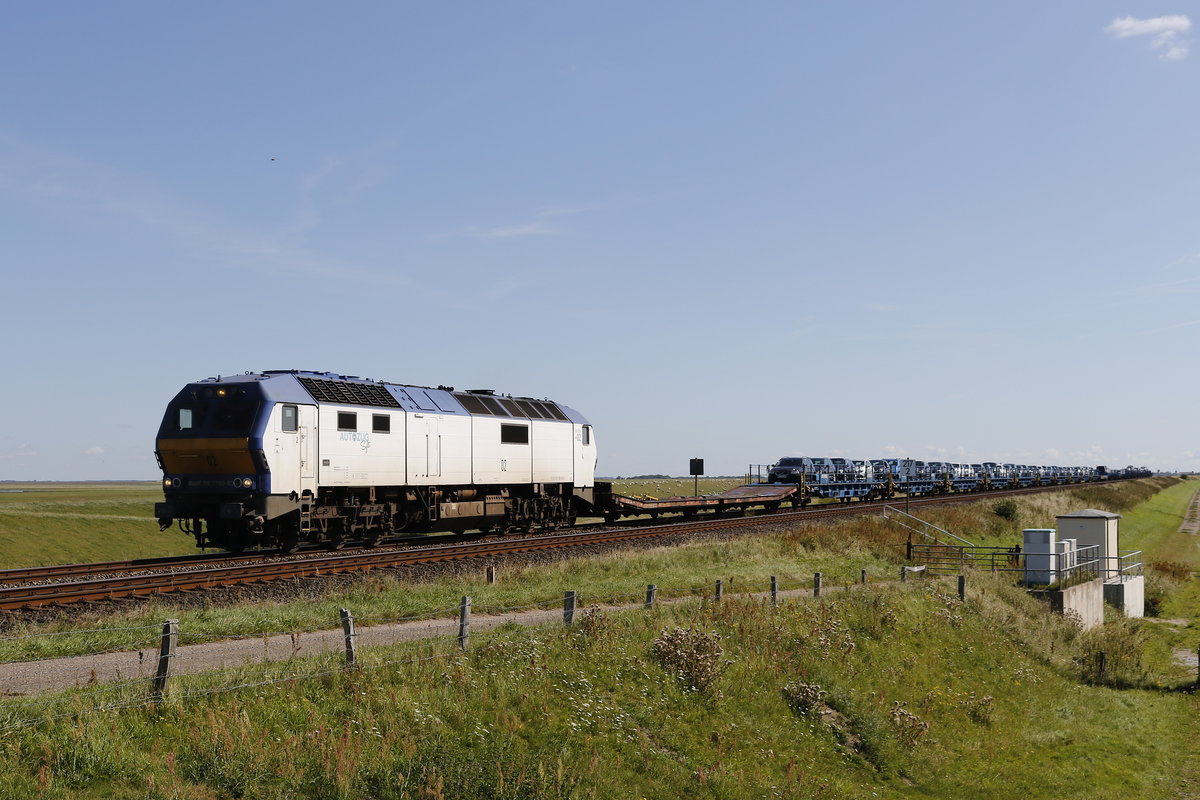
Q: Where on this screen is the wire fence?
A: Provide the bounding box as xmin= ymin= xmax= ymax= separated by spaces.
xmin=0 ymin=565 xmax=901 ymax=732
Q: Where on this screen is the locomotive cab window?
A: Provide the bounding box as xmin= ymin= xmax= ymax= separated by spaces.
xmin=501 ymin=424 xmax=529 ymax=445
xmin=281 ymin=405 xmax=298 ymax=433
xmin=178 ymin=408 xmax=194 ymax=430
xmin=372 ymin=414 xmax=390 ymax=433
xmin=337 ymin=412 xmax=357 ymax=431
xmin=582 ymin=425 xmax=591 ymax=445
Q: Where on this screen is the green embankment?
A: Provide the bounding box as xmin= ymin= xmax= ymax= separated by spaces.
xmin=0 ymin=483 xmax=193 ymax=567
xmin=0 ymin=478 xmax=1196 ymax=798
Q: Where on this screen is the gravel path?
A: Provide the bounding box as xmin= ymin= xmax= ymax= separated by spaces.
xmin=1 ymin=586 xmax=832 ymax=696
xmin=1179 ymin=486 xmax=1200 ymax=535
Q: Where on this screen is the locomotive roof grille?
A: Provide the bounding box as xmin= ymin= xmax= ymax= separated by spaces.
xmin=453 ymin=392 xmax=569 ymax=421
xmin=479 ymin=396 xmax=508 ymax=416
xmin=297 ymin=376 xmax=402 ymax=408
xmin=499 ymin=398 xmax=524 ymax=416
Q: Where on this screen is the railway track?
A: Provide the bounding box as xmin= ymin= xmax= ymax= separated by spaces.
xmin=0 ymin=482 xmax=1111 ymax=611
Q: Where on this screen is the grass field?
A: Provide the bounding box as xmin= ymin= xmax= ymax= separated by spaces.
xmin=0 ymin=483 xmax=193 ymax=567
xmin=0 ymin=478 xmax=1197 ymax=798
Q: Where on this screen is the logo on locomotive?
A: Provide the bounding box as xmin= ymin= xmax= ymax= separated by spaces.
xmin=340 ymin=431 xmax=371 ymax=452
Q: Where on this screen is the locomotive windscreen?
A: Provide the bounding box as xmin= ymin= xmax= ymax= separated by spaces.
xmin=158 ymin=384 xmax=263 ymax=439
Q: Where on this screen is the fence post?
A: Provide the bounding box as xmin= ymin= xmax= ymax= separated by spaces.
xmin=458 ymin=596 xmax=471 ymax=650
xmin=564 ymin=590 xmax=577 ymax=626
xmin=340 ymin=608 xmax=357 ymax=668
xmin=860 ymin=568 xmax=867 ymax=585
xmin=715 ymin=579 xmax=723 ymax=602
xmin=1098 ymin=651 xmax=1107 ymax=680
xmin=958 ymin=574 xmax=966 ymax=602
xmin=645 ymin=584 xmax=656 ymax=609
xmin=900 ymin=565 xmax=907 ymax=583
xmin=770 ymin=575 xmax=778 ymax=606
xmin=152 ymin=618 xmax=178 ymax=701
xmin=486 ymin=565 xmax=496 ymax=585
xmin=813 ymin=572 xmax=822 ymax=598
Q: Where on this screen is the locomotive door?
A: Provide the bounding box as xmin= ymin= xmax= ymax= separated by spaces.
xmin=406 ymin=414 xmax=441 ymax=481
xmin=298 ymin=405 xmax=316 ymax=492
xmin=273 ymin=403 xmax=317 ymax=496
xmin=574 ymin=424 xmax=595 ymax=487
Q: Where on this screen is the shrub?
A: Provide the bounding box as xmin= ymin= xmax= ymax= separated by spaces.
xmin=888 ymin=701 xmax=929 ymax=747
xmin=571 ymin=607 xmax=614 ymax=647
xmin=1074 ymin=620 xmax=1148 ymax=686
xmin=652 ymin=627 xmax=729 ymax=695
xmin=1148 ymin=560 xmax=1192 ymax=582
xmin=782 ymin=682 xmax=826 ymax=716
xmin=992 ymin=499 xmax=1021 ymax=525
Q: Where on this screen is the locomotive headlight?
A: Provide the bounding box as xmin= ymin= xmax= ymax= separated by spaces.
xmin=163 ymin=479 xmax=171 ymax=488
xmin=242 ymin=478 xmax=253 ymax=488
xmin=171 ymin=478 xmax=182 ymax=488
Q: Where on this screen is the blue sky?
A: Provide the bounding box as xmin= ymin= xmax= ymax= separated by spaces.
xmin=1 ymin=2 xmax=1197 ymax=480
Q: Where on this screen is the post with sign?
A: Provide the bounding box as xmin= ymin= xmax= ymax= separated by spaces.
xmin=690 ymin=458 xmax=704 ymax=497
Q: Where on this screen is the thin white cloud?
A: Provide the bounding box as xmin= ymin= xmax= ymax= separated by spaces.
xmin=1135 ymin=317 xmax=1200 ymax=335
xmin=476 ymin=219 xmax=558 ymax=240
xmin=1106 ymin=15 xmax=1191 ymax=61
xmin=462 ymin=206 xmax=593 ymax=241
xmin=83 ymin=447 xmax=104 ymax=456
xmin=1106 ymin=15 xmax=1190 ymax=38
xmin=0 ymin=129 xmax=412 ymax=287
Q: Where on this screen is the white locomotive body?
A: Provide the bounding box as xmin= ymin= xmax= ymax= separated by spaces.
xmin=155 ymin=371 xmax=597 ymax=552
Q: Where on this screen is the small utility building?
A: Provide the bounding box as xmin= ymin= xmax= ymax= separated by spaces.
xmin=1022 ymin=509 xmax=1143 ymax=625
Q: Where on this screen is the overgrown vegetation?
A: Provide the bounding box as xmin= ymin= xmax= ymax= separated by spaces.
xmin=992 ymin=498 xmax=1021 ymax=525
xmin=0 ymin=477 xmax=1196 ymax=797
xmin=2 ymin=577 xmax=1195 ymax=799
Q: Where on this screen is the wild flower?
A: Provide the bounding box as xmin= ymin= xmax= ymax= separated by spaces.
xmin=889 ymin=701 xmax=929 ymax=747
xmin=652 ymin=627 xmax=729 ymax=695
xmin=782 ymin=682 xmax=826 ymax=716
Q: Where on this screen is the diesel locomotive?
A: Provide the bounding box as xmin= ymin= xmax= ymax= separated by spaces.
xmin=154 ymin=371 xmax=598 ymax=552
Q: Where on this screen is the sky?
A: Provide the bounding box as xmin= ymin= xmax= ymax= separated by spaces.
xmin=1 ymin=2 xmax=1198 ymax=481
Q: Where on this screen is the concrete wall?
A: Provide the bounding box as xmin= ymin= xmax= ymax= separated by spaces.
xmin=1104 ymin=575 xmax=1145 ymax=618
xmin=1029 ymin=578 xmax=1105 ymax=630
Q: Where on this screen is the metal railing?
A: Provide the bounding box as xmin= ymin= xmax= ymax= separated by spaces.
xmin=1105 ymin=550 xmax=1143 ymax=579
xmin=883 ymin=505 xmax=975 ymax=547
xmin=908 ymin=542 xmax=1020 ymax=574
xmin=1022 ymin=543 xmax=1101 ymax=588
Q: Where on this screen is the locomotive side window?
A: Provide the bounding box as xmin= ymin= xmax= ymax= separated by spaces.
xmin=500 ymin=424 xmax=529 ymax=444
xmin=282 ymin=405 xmax=298 ymax=433
xmin=178 ymin=409 xmax=193 ymax=430
xmin=372 ymin=414 xmax=390 ymax=433
xmin=582 ymin=425 xmax=591 ymax=446
xmin=337 ymin=412 xmax=357 ymax=431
